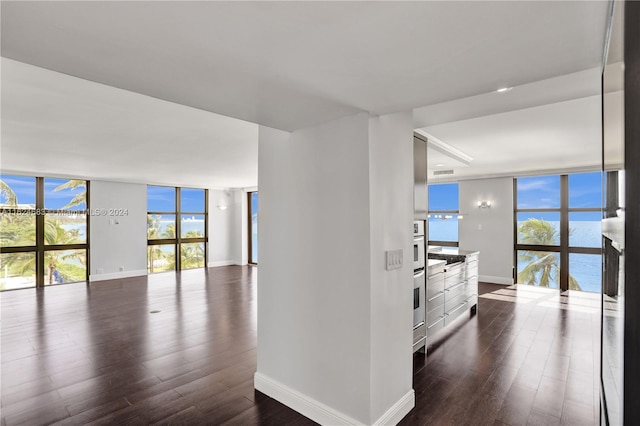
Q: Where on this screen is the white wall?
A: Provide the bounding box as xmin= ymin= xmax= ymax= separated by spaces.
xmin=256 ymin=112 xmax=414 ymax=425
xmin=89 ymin=180 xmax=147 ymax=281
xmin=459 ymin=177 xmax=514 ymax=284
xmin=368 ymin=111 xmax=415 ymax=423
xmin=208 ymin=189 xmax=235 ymax=267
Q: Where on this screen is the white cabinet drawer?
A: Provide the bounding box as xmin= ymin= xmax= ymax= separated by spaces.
xmin=445 ymin=280 xmax=466 ymax=301
xmin=426 ymin=273 xmax=444 ymax=299
xmin=427 ymin=290 xmax=445 ymax=312
xmin=466 ymin=260 xmax=478 ymax=278
xmin=427 ymin=304 xmax=445 ymax=327
xmin=445 ymin=292 xmax=467 ymax=313
xmin=445 ymin=299 xmax=468 ymax=325
xmin=426 ymin=314 xmax=445 ymax=336
xmin=466 ymin=294 xmax=478 ymax=308
xmin=445 ymin=269 xmax=464 ymax=288
xmin=466 ymin=276 xmax=478 ymax=297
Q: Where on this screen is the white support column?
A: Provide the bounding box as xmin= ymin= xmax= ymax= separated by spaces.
xmin=256 ymin=112 xmax=414 ymax=425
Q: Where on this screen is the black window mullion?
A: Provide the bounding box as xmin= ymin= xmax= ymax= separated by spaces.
xmin=567 ymin=247 xmax=602 ymax=255
xmin=43 ymin=244 xmax=88 ymax=251
xmin=36 ymin=177 xmax=45 ymax=287
xmin=0 ymin=245 xmax=37 ymax=253
xmin=515 ymin=208 xmax=563 ymax=213
xmin=248 ymin=192 xmax=253 ymax=264
xmin=513 ymin=178 xmax=518 ymax=283
xmin=517 ymin=244 xmax=562 ymax=252
xmin=176 ymin=187 xmax=181 ymax=271
xmin=85 ymin=180 xmax=90 ymax=284
xmin=560 ymin=175 xmax=570 ymax=291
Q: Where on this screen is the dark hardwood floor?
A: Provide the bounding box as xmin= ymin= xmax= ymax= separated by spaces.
xmin=401 ymin=283 xmax=600 ymax=426
xmin=1 ymin=267 xmax=599 ymax=425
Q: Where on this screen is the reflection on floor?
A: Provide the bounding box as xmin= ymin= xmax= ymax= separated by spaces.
xmin=480 ymin=284 xmax=617 ymax=317
xmin=1 ymin=274 xmax=601 ymax=425
xmin=402 ymin=282 xmax=600 ymax=426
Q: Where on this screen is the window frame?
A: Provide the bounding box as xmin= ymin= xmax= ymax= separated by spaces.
xmin=147 ymin=186 xmax=208 ymax=272
xmin=514 ymin=173 xmax=602 ymax=292
xmin=427 ymin=183 xmax=459 ymax=247
xmin=248 ymin=191 xmax=258 ymax=265
xmin=0 ymin=175 xmax=90 ymax=289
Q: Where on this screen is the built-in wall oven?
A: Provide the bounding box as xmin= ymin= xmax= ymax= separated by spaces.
xmin=413 ymin=220 xmax=426 ymax=353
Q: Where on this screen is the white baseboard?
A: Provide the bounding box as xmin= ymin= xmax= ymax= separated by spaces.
xmin=207 ymin=260 xmax=235 ymax=268
xmin=479 ymin=275 xmax=513 ymax=285
xmin=255 ymin=373 xmax=362 ymax=425
xmin=254 ymin=372 xmax=414 ymax=425
xmin=89 ymin=269 xmax=147 ymax=282
xmin=373 ymin=389 xmax=415 ymax=426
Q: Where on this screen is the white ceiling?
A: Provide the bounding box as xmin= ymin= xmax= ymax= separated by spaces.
xmin=1 ymin=59 xmax=258 ymax=189
xmin=0 ymin=1 xmax=611 ymax=188
xmin=421 ymin=94 xmax=602 ymax=182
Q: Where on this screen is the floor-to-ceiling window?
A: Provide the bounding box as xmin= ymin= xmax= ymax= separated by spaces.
xmin=0 ymin=175 xmax=89 ymax=290
xmin=147 ymin=186 xmax=207 ymax=273
xmin=515 ymin=172 xmax=602 ymax=292
xmin=428 ymin=183 xmax=459 ymax=247
xmin=248 ymin=191 xmax=258 ymax=264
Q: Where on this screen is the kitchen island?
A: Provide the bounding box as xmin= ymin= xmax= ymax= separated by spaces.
xmin=425 ymin=247 xmax=479 ymax=341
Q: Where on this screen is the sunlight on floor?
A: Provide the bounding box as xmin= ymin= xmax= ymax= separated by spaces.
xmin=479 ymin=284 xmax=619 ymax=316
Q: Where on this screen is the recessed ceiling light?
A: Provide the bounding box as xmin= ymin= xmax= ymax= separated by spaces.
xmin=496 ymin=87 xmax=513 ymax=93
xmin=435 ymin=163 xmax=445 ymax=167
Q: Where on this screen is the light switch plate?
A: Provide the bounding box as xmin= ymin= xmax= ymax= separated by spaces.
xmin=385 ymin=249 xmax=403 ymax=271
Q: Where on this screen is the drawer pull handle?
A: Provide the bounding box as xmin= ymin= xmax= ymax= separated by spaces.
xmin=448 ymin=281 xmax=465 ymax=291
xmin=427 ymin=316 xmax=445 ymax=328
xmin=446 ymin=302 xmax=468 ymax=316
xmin=427 ymin=291 xmax=444 ymax=302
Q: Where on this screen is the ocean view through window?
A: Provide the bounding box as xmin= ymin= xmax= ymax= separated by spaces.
xmin=428 ymin=183 xmax=459 ymax=247
xmin=248 ymin=191 xmax=258 ymax=264
xmin=147 ymin=186 xmax=207 ymax=272
xmin=515 ymin=172 xmax=602 ymax=292
xmin=1 ymin=175 xmax=89 ymax=290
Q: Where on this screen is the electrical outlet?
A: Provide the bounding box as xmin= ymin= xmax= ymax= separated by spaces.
xmin=385 ymin=249 xmax=403 ymax=271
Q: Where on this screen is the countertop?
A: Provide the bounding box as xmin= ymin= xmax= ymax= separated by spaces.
xmin=428 ymin=258 xmax=446 ymax=267
xmin=427 ymin=258 xmax=446 ymax=274
xmin=427 ymin=247 xmax=479 ymax=265
xmin=427 ymin=247 xmax=479 ymax=256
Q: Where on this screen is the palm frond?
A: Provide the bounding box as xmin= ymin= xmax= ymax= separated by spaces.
xmin=53 ymin=180 xmax=85 ymax=192
xmin=0 ymin=180 xmax=18 ymax=206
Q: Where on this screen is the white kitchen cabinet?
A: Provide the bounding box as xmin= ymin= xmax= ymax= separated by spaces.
xmin=465 ymin=252 xmax=479 ymax=311
xmin=426 ymin=249 xmax=479 ymax=340
xmin=426 ymin=260 xmax=446 ymax=337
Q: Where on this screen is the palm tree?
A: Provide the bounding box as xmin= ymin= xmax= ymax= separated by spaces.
xmin=147 ymin=215 xmax=176 ymax=273
xmin=53 ymin=180 xmax=86 ymax=209
xmin=0 ymin=180 xmax=18 ymax=206
xmin=1 ymin=215 xmax=86 ymax=286
xmin=1 ymin=178 xmax=87 ymax=287
xmin=181 ymin=230 xmax=205 ymax=269
xmin=517 ymin=218 xmax=581 ymax=290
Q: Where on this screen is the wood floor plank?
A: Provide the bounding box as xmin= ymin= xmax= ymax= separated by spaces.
xmin=2 ymin=270 xmax=599 ymax=425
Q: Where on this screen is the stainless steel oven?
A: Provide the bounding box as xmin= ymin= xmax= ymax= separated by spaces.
xmin=413 ymin=220 xmax=426 ymax=352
